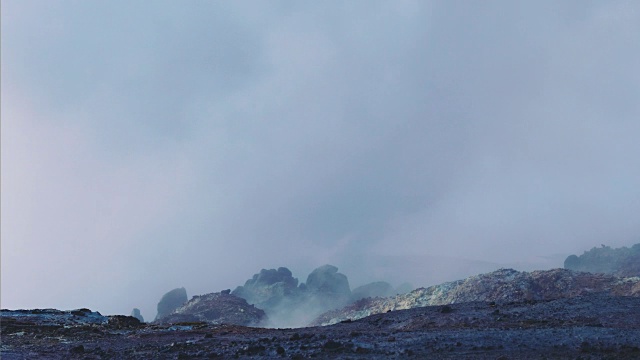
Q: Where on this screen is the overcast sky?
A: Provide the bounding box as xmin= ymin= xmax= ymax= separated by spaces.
xmin=2 ymin=1 xmax=639 ymax=320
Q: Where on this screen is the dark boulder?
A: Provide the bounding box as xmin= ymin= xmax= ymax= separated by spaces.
xmin=155 ymin=287 xmax=187 ymax=321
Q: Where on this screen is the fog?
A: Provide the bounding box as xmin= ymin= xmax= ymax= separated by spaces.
xmin=2 ymin=1 xmax=639 ymax=322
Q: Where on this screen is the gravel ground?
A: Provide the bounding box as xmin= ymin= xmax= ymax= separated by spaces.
xmin=2 ymin=293 xmax=639 ymax=359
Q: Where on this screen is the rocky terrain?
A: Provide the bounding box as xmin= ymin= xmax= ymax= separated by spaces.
xmin=3 ymin=293 xmax=640 ymax=359
xmin=312 ymin=268 xmax=640 ymax=326
xmin=564 ymin=243 xmax=640 ymax=277
xmin=4 ymin=244 xmax=640 ymax=358
xmin=156 ymin=292 xmax=266 ymax=327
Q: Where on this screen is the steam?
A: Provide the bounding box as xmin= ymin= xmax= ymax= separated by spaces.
xmin=2 ymin=1 xmax=639 ymax=321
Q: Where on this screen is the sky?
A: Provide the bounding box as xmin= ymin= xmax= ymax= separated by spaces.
xmin=2 ymin=1 xmax=640 ymax=321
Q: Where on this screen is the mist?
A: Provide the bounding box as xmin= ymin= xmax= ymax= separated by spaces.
xmin=2 ymin=1 xmax=639 ymax=322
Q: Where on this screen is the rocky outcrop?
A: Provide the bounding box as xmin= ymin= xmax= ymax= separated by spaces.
xmin=305 ymin=264 xmax=351 ymax=307
xmin=130 ymin=308 xmax=144 ymax=323
xmin=232 ymin=267 xmax=300 ymax=310
xmin=564 ymin=243 xmax=640 ymax=277
xmin=0 ymin=308 xmax=143 ymax=333
xmin=156 ymin=292 xmax=266 ymax=327
xmin=232 ymin=267 xmax=307 ymax=327
xmin=311 ymin=268 xmax=640 ymax=326
xmin=155 ymin=287 xmax=188 ymax=321
xmin=232 ymin=265 xmax=355 ymax=327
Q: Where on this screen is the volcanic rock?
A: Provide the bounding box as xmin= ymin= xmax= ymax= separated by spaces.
xmin=232 ymin=267 xmax=300 ymax=309
xmin=130 ymin=308 xmax=144 ymax=323
xmin=564 ymin=243 xmax=640 ymax=277
xmin=232 ymin=265 xmax=356 ymax=327
xmin=311 ymin=268 xmax=640 ymax=326
xmin=305 ymin=264 xmax=351 ymax=306
xmin=155 ymin=287 xmax=187 ymax=321
xmin=4 ymin=294 xmax=640 ymax=359
xmin=156 ymin=291 xmax=267 ymax=327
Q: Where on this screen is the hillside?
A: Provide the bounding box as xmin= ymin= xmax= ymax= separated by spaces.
xmin=311 ymin=268 xmax=640 ymax=326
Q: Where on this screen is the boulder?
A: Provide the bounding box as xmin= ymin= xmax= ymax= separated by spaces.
xmin=156 ymin=292 xmax=266 ymax=327
xmin=232 ymin=267 xmax=300 ymax=309
xmin=305 ymin=264 xmax=351 ymax=307
xmin=231 ymin=265 xmax=356 ymax=328
xmin=130 ymin=308 xmax=144 ymax=323
xmin=155 ymin=287 xmax=187 ymax=321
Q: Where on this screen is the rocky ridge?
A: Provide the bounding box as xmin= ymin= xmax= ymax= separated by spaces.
xmin=155 ymin=292 xmax=266 ymax=327
xmin=311 ymin=268 xmax=640 ymax=326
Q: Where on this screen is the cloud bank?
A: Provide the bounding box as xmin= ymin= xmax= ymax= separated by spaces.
xmin=2 ymin=1 xmax=639 ymax=320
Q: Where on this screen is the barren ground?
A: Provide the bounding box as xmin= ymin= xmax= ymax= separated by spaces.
xmin=2 ymin=293 xmax=640 ymax=359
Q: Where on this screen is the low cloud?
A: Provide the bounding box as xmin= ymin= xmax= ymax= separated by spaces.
xmin=2 ymin=1 xmax=639 ymax=320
